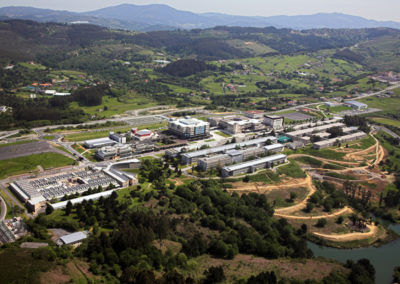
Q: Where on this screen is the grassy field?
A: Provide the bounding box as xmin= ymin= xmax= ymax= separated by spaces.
xmin=359 ymin=90 xmax=400 ymax=113
xmin=293 ymin=156 xmax=323 ymax=167
xmin=371 ymin=117 xmax=400 ymax=128
xmin=215 ymin=131 xmax=232 ymax=138
xmin=64 ymin=123 xmax=167 ymax=142
xmin=0 ymin=153 xmax=75 ymax=179
xmin=0 ymin=248 xmax=55 ymax=284
xmin=277 ymin=161 xmax=307 ymax=178
xmin=0 ymin=140 xmax=35 ymax=148
xmin=42 ymin=135 xmax=56 ymax=140
xmin=70 ymin=94 xmax=156 ymax=119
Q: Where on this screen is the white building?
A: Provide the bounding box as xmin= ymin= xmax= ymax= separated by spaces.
xmin=264 ymin=115 xmax=284 ymax=130
xmin=168 ymin=117 xmax=210 ymax=139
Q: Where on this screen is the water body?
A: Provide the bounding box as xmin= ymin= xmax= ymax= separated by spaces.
xmin=308 ymin=222 xmax=400 ymax=284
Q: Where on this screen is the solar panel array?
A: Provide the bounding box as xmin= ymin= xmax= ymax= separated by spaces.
xmin=18 ymin=170 xmax=121 ymax=200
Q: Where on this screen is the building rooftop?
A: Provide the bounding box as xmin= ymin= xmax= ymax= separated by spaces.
xmin=264 ymin=143 xmax=284 ymax=151
xmin=136 ymin=129 xmax=152 ymax=136
xmin=173 ymin=117 xmax=208 ymax=127
xmin=182 ymin=136 xmax=277 ymax=159
xmin=345 ymin=101 xmax=368 ymax=108
xmin=223 ymin=154 xmax=287 ymax=172
xmin=60 ymin=231 xmax=88 ymax=245
xmin=85 ymin=137 xmax=115 ymax=146
xmin=265 ymin=115 xmax=283 ymax=119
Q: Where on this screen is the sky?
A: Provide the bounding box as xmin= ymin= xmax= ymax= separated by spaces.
xmin=1 ymin=0 xmax=400 ymax=22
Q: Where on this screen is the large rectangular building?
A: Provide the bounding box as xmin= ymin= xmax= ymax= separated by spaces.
xmin=312 ymin=132 xmax=367 ymax=149
xmin=168 ymin=117 xmax=210 ymax=139
xmin=96 ymin=144 xmax=132 ymax=161
xmin=181 ymin=136 xmax=277 ymax=164
xmin=84 ymin=137 xmax=116 ymax=149
xmin=197 ymin=154 xmax=232 ymax=171
xmin=345 ymin=101 xmax=368 ymax=110
xmin=10 ymin=167 xmax=136 ymax=213
xmin=222 ymin=154 xmax=287 ymax=177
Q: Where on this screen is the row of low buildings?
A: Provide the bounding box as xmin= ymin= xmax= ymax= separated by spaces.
xmin=312 ymin=131 xmax=367 ymax=149
xmin=208 ymin=115 xmax=284 ymax=135
xmin=180 ymin=136 xmax=277 ymax=165
xmin=197 ymin=143 xmax=285 ymax=171
xmin=221 ymin=154 xmax=287 ymax=177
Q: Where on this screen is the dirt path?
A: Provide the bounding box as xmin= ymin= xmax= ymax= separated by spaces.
xmin=313 ymin=224 xmax=378 ymax=242
xmin=228 ymin=175 xmax=312 ymax=195
xmin=290 ymin=154 xmax=360 ymax=166
xmin=273 ymin=175 xmax=316 ymax=214
xmin=274 ymin=206 xmax=352 ymax=220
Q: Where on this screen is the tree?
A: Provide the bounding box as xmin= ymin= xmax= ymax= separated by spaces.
xmin=65 ymin=201 xmax=73 ymax=216
xmin=204 ymin=266 xmax=225 ymax=284
xmin=45 ymin=205 xmax=54 ymax=215
xmin=336 ymin=216 xmax=344 ymax=224
xmin=316 ymin=218 xmax=327 ymax=228
xmin=289 ymin=192 xmax=298 ymax=202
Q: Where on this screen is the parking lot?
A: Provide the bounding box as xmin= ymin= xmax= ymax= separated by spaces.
xmin=0 ymin=141 xmax=56 ymax=160
xmin=281 ymin=112 xmax=314 ymax=121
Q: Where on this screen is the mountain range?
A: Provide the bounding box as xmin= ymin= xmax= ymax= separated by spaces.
xmin=1 ymin=4 xmax=400 ymax=31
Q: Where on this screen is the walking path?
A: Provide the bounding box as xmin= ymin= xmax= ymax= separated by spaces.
xmin=313 ymin=224 xmax=378 ymax=242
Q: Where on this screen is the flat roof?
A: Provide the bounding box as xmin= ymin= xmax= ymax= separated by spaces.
xmin=171 ymin=117 xmax=209 ymax=127
xmin=51 ymin=189 xmax=118 ymax=210
xmin=313 ymin=131 xmax=366 ymax=147
xmin=84 ymin=137 xmax=115 ymax=145
xmin=265 ymin=115 xmax=283 ymax=119
xmin=223 ymin=154 xmax=287 ymax=172
xmin=264 ymin=143 xmax=284 ymax=150
xmin=60 ymin=231 xmax=87 ymax=244
xmin=182 ymin=136 xmax=277 ymax=159
xmin=286 ymin=122 xmax=344 ymax=137
xmin=345 ymin=100 xmax=368 ymax=107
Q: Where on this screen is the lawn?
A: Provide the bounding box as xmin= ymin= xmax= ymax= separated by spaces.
xmin=0 ymin=153 xmax=75 ymax=179
xmin=70 ymin=94 xmax=156 ymax=119
xmin=371 ymin=117 xmax=400 ymax=128
xmin=345 ymin=135 xmax=376 ymax=150
xmin=277 ymin=161 xmax=307 ymax=178
xmin=42 ymin=135 xmax=56 ymax=140
xmin=293 ymin=156 xmax=323 ymax=167
xmin=215 ymin=131 xmax=232 ymax=138
xmin=300 ymin=148 xmax=346 ymax=160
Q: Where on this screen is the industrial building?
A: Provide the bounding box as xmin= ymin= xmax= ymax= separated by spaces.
xmin=58 ymin=231 xmax=88 ymax=246
xmin=84 ymin=137 xmax=116 ymax=149
xmin=96 ymin=144 xmax=132 ymax=161
xmin=51 ymin=190 xmax=118 ymax=210
xmin=345 ymin=101 xmax=368 ymax=110
xmin=10 ymin=167 xmax=136 ymax=213
xmin=222 ymin=154 xmax=287 ymax=177
xmin=181 ymin=136 xmax=277 ymax=165
xmin=168 ymin=117 xmax=210 ymax=139
xmin=263 ymin=115 xmax=284 ymax=130
xmin=312 ymin=132 xmax=367 ymax=149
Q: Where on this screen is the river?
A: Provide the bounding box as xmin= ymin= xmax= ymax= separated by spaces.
xmin=308 ymin=222 xmax=400 ymax=284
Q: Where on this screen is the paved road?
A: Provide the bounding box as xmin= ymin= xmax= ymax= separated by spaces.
xmin=0 ymin=195 xmax=6 ymax=221
xmin=374 ymin=125 xmax=400 ymax=139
